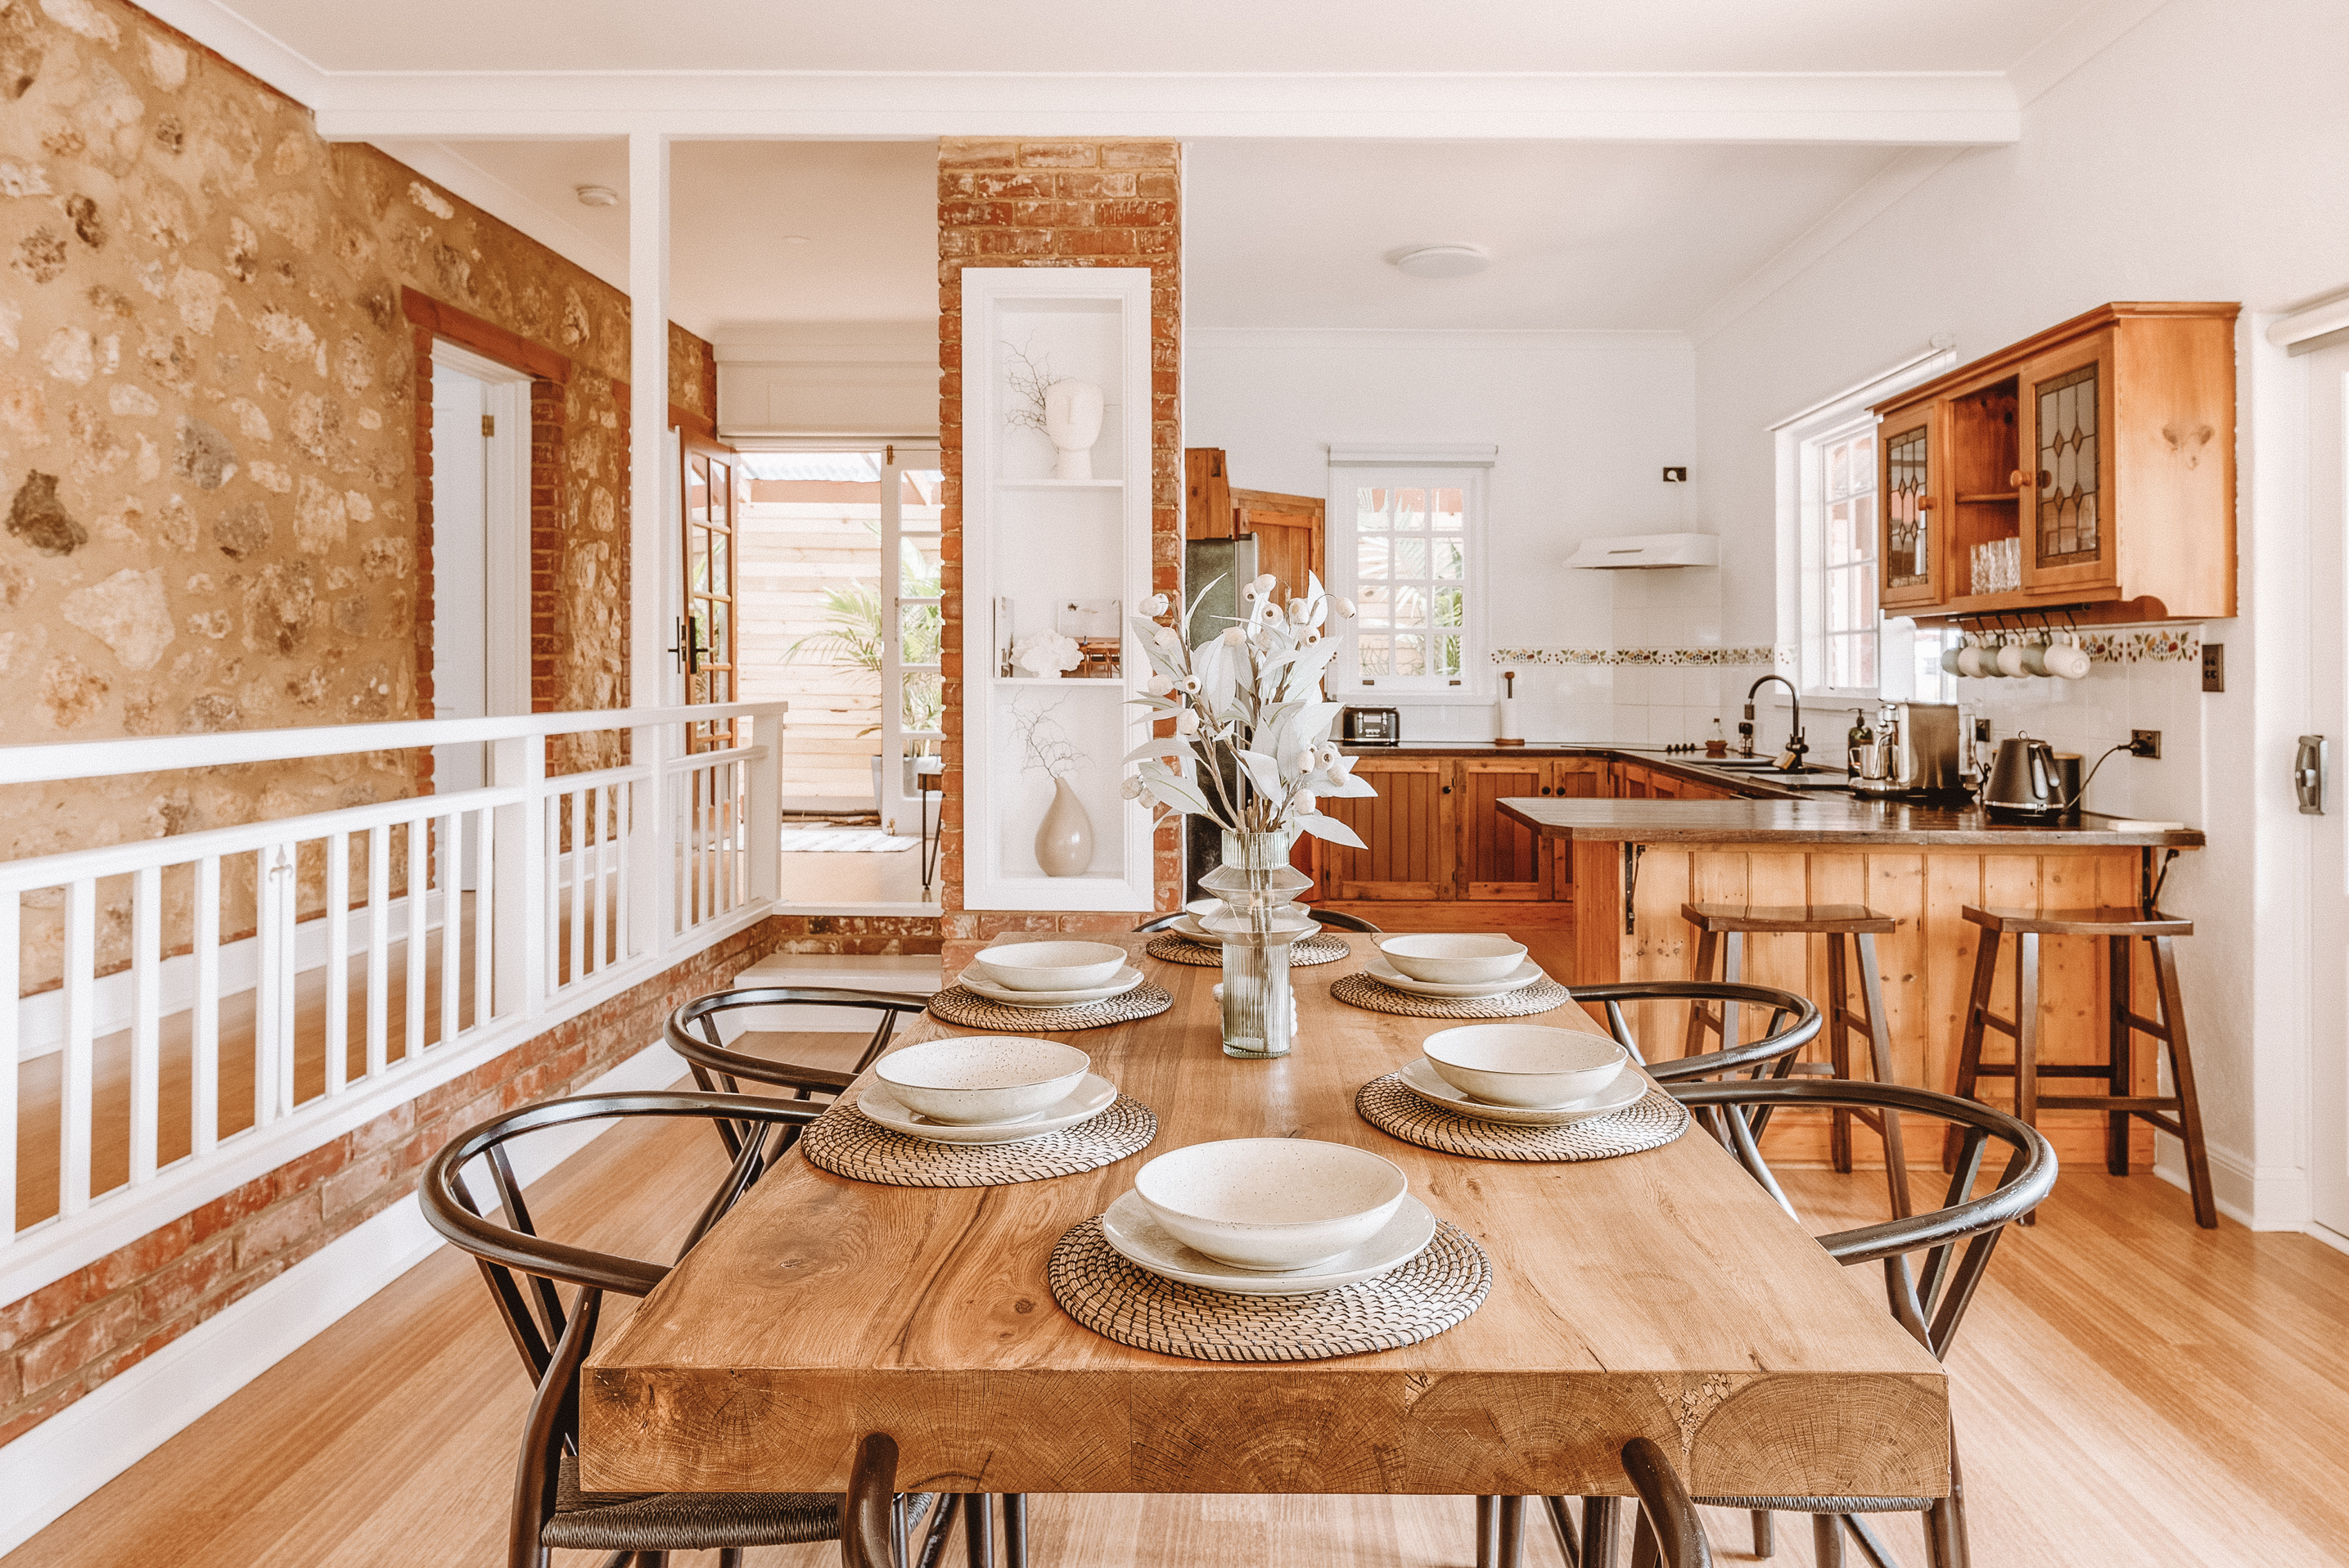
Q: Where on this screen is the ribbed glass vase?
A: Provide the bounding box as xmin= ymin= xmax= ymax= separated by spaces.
xmin=1198 ymin=830 xmax=1313 ymax=1059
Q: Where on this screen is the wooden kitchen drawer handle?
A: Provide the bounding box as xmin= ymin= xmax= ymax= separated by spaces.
xmin=2009 ymin=468 xmax=2027 ymax=488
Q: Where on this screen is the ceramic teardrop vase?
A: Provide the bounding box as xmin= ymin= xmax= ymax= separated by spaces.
xmin=1035 ymin=776 xmax=1095 ymax=876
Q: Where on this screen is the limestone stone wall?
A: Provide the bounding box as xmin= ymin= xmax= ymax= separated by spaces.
xmin=0 ymin=0 xmax=710 ymax=987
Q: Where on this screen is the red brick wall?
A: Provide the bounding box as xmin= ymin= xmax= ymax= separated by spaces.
xmin=0 ymin=911 xmax=939 ymax=1448
xmin=936 ymin=139 xmax=1184 ymax=967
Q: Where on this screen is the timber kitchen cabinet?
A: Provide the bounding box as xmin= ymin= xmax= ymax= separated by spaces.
xmin=1319 ymin=756 xmax=1456 ymax=899
xmin=1871 ymin=302 xmax=2237 ymax=623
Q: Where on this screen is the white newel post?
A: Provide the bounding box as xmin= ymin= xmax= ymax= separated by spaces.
xmin=628 ymin=129 xmax=674 ymax=954
xmin=747 ymin=705 xmax=783 ymax=904
xmin=491 ymin=734 xmax=546 ymax=1022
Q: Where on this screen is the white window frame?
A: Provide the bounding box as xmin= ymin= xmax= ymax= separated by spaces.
xmin=1770 ymin=345 xmax=1958 ymax=704
xmin=1805 ymin=415 xmax=1886 ymax=700
xmin=1326 ymin=444 xmax=1497 ymax=701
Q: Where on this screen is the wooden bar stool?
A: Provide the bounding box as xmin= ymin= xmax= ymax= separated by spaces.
xmin=1680 ymin=902 xmax=1911 ymax=1219
xmin=1950 ymin=905 xmax=2216 ymax=1228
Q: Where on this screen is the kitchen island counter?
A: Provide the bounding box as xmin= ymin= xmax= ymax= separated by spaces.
xmin=1497 ymin=795 xmax=2205 ymax=849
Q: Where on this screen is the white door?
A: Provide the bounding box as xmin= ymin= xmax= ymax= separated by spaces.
xmin=2311 ymin=336 xmax=2349 ymax=1242
xmin=426 ymin=347 xmax=530 ymax=889
xmin=881 ymin=448 xmax=946 ymax=842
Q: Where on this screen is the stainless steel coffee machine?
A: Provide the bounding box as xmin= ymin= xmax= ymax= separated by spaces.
xmin=1848 ymin=701 xmax=1967 ymax=799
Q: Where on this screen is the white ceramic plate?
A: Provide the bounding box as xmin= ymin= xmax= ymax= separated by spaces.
xmin=1364 ymin=954 xmax=1547 ymax=999
xmin=1174 ymin=912 xmax=1322 ymax=943
xmin=857 ymin=1073 xmax=1118 ymax=1144
xmin=1100 ymin=1189 xmax=1438 ymax=1296
xmin=958 ymin=965 xmax=1145 ymax=1008
xmin=1395 ymin=1057 xmax=1647 ymax=1125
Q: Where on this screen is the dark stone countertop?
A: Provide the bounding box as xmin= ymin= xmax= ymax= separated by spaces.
xmin=1495 ymin=795 xmax=2205 ymax=849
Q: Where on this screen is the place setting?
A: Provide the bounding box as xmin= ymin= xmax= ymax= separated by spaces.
xmin=1049 ymin=1137 xmax=1490 ymax=1363
xmin=927 ymin=939 xmax=1174 ymax=1031
xmin=799 ymin=1035 xmax=1158 ymax=1187
xmin=1329 ymin=934 xmax=1578 ymax=1019
xmin=1355 ymin=1023 xmax=1691 ymax=1161
xmin=1143 ymin=898 xmax=1354 ymax=968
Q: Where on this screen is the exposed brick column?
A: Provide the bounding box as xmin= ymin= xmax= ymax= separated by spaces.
xmin=936 ymin=140 xmax=1183 ymax=966
xmin=530 ymin=379 xmax=566 ymax=714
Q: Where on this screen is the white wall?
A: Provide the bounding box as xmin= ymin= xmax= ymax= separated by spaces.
xmin=1186 ymin=327 xmax=1703 ymax=742
xmin=1693 ymin=0 xmax=2349 ymax=1225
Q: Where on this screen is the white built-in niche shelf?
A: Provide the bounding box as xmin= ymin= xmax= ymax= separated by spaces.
xmin=961 ymin=267 xmax=1156 ymax=913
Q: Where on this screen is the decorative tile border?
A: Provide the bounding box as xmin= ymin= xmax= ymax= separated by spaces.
xmin=2067 ymin=629 xmax=2200 ymax=664
xmin=1492 ymin=647 xmax=1778 ymax=667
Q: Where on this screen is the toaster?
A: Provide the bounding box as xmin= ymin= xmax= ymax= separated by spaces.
xmin=1341 ymin=706 xmax=1401 ymax=745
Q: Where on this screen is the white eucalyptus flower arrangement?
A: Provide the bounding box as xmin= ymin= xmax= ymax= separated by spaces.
xmin=1120 ymin=573 xmax=1374 ymax=848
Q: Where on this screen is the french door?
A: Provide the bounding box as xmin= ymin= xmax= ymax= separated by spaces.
xmin=681 ymin=439 xmax=740 ymax=752
xmin=2310 ymin=337 xmax=2349 ymax=1242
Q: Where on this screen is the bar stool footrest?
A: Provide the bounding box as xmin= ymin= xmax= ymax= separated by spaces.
xmin=2036 ymin=1094 xmax=2183 ymax=1113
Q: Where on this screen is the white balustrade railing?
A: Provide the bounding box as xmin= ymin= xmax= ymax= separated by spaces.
xmin=0 ymin=703 xmax=783 ymax=1303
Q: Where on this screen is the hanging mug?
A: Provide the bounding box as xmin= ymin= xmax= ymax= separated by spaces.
xmin=1941 ymin=638 xmax=1965 ymax=675
xmin=2017 ymin=636 xmax=2054 ymax=678
xmin=1995 ymin=637 xmax=2032 ymax=678
xmin=1954 ymin=636 xmax=1987 ymax=678
xmin=2042 ymin=631 xmax=2092 ymax=680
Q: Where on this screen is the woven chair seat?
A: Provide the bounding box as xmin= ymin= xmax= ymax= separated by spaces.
xmin=544 ymin=1455 xmax=936 ymax=1551
xmin=1692 ymin=1493 xmax=1935 ymax=1514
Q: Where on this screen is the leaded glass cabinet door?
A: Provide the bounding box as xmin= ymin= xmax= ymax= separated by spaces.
xmin=1877 ymin=402 xmax=1944 ymax=610
xmin=2018 ymin=332 xmax=2119 ymax=597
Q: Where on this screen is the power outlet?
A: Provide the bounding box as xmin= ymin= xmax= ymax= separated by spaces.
xmin=1661 ymin=466 xmax=1688 ymax=483
xmin=2130 ymin=729 xmax=2162 ymax=759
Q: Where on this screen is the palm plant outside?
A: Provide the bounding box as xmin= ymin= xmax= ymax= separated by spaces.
xmin=785 ymin=530 xmax=944 ymax=737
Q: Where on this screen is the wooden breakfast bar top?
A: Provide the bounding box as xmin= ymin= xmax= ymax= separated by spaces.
xmin=1497 ymin=795 xmax=2206 ymax=849
xmin=579 ymin=935 xmax=1948 ymax=1503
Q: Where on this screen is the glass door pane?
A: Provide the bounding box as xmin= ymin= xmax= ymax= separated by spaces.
xmin=883 ymin=456 xmax=945 ymax=872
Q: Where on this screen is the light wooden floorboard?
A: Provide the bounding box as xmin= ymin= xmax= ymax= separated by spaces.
xmin=7 ymin=1058 xmax=2347 ymax=1566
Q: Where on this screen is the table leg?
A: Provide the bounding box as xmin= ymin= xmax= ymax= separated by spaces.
xmin=1582 ymin=1497 xmax=1621 ymax=1568
xmin=1476 ymin=1495 xmax=1496 ymax=1568
xmin=1497 ymin=1495 xmax=1526 ymax=1568
xmin=963 ymin=1492 xmax=995 ymax=1568
xmin=1002 ymin=1494 xmax=1028 ymax=1568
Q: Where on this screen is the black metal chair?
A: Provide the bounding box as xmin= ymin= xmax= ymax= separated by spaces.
xmin=1623 ymin=1438 xmax=1714 ymax=1568
xmin=1471 ymin=984 xmax=1817 ymax=1566
xmin=1653 ymin=1080 xmax=2054 ymax=1568
xmin=1134 ymin=908 xmax=1383 ymax=933
xmin=418 ymin=1089 xmax=959 ymax=1568
xmin=665 ymin=985 xmax=927 ymax=1170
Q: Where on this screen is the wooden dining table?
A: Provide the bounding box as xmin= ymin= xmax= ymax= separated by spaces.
xmin=580 ymin=933 xmax=1948 ymax=1504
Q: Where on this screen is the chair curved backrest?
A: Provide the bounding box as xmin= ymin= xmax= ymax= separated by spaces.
xmin=668 ymin=985 xmax=926 ymax=1097
xmin=1307 ymin=908 xmax=1383 ymax=933
xmin=1622 ymin=1437 xmax=1713 ymax=1567
xmin=1569 ymin=980 xmax=1820 ymax=1084
xmin=1669 ymin=1079 xmax=2056 ymax=1360
xmin=1133 ymin=912 xmax=1185 ymax=933
xmin=419 ymin=1089 xmax=825 ymax=1382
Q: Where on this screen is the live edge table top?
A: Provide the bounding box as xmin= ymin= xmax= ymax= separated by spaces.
xmin=580 ymin=935 xmax=1946 ymax=1500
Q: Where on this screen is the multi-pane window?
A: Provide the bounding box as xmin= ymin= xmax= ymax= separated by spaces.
xmin=1349 ymin=480 xmax=1469 ymax=688
xmin=1818 ymin=428 xmax=1878 ymax=690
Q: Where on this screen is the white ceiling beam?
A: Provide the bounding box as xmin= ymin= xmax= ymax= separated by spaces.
xmin=315 ymin=71 xmax=2020 ymax=144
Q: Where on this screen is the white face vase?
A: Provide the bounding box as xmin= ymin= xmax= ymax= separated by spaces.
xmin=1043 ymin=380 xmax=1105 ymax=480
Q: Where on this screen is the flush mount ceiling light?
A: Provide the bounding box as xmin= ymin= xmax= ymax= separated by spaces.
xmin=780 ymin=234 xmax=813 ymax=246
xmin=1389 ymin=244 xmax=1490 ymax=280
xmin=574 ymin=184 xmax=620 ymax=208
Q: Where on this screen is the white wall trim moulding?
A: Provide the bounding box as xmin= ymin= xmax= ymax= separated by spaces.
xmin=0 ymin=1038 xmax=687 ymax=1557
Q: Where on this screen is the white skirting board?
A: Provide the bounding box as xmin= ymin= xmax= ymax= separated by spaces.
xmin=0 ymin=1036 xmax=689 ymax=1556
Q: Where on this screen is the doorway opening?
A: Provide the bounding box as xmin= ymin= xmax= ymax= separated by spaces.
xmin=735 ymin=449 xmax=945 ymax=911
xmin=426 ymin=342 xmax=531 ymax=888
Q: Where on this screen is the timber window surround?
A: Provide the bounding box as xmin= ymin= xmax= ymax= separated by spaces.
xmin=1327 ymin=444 xmax=1496 ymax=697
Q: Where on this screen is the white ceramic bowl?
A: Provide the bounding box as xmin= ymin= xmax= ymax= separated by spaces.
xmin=1421 ymin=1025 xmax=1628 ymax=1108
xmin=1375 ymin=934 xmax=1529 ymax=985
xmin=1133 ymin=1138 xmax=1409 ymax=1272
xmin=967 ymin=941 xmax=1128 ymax=993
xmin=872 ymin=1037 xmax=1091 ymax=1125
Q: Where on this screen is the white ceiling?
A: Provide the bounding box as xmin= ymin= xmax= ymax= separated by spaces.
xmin=379 ymin=140 xmax=940 ymax=338
xmin=1185 ymin=141 xmax=1904 ymax=332
xmin=209 ymin=0 xmax=2111 ymax=75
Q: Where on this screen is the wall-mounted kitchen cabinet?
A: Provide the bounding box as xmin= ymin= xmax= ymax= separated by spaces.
xmin=1872 ymin=302 xmax=2237 ymax=624
xmin=958 ymin=267 xmax=1156 ymax=912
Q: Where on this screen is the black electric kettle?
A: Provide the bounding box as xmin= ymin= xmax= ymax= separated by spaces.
xmin=1983 ymin=734 xmax=2063 ymax=821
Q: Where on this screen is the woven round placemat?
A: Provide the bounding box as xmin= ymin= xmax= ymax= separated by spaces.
xmin=1328 ymin=970 xmax=1577 ymax=1020
xmin=927 ymin=983 xmax=1173 ymax=1032
xmin=1355 ymin=1072 xmax=1688 ymax=1162
xmin=800 ymin=1097 xmax=1157 ymax=1187
xmin=1143 ymin=932 xmax=1351 ymax=968
xmin=1048 ymin=1214 xmax=1490 ymax=1362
